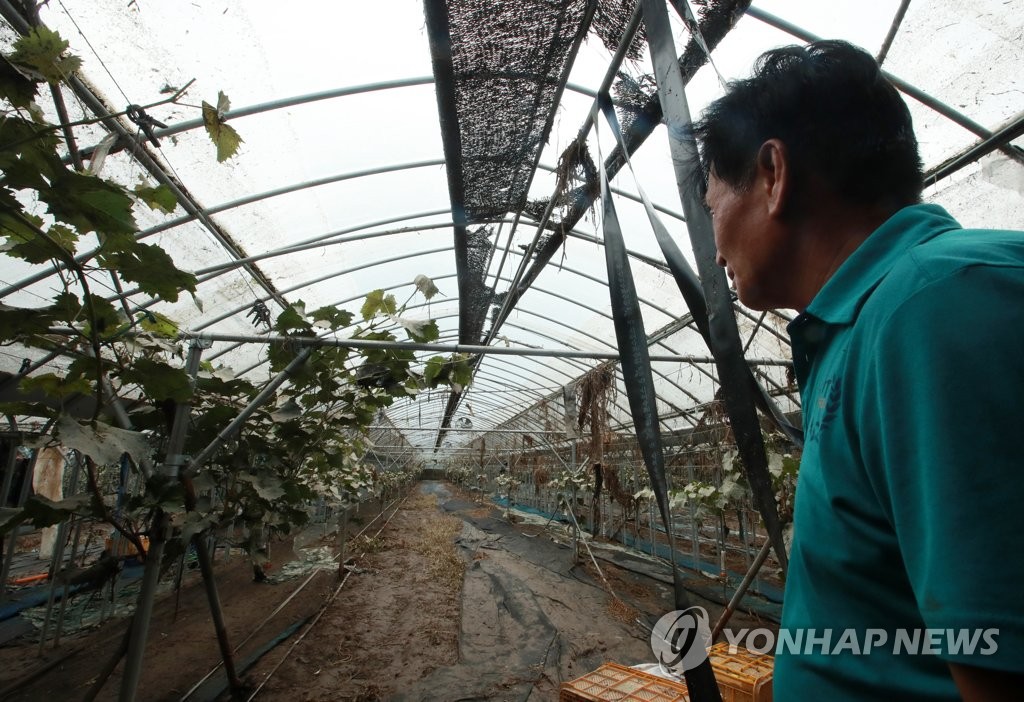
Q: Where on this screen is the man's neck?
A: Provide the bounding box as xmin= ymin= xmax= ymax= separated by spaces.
xmin=791 ymin=200 xmax=903 ymax=311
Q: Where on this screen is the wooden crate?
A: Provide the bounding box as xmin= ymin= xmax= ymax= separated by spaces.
xmin=560 ymin=662 xmax=689 ymax=702
xmin=708 ymin=642 xmax=773 ymax=702
xmin=105 ymin=534 xmax=149 ymax=558
xmin=560 ymin=644 xmax=773 ymax=702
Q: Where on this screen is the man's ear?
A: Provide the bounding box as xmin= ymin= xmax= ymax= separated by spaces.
xmin=756 ymin=139 xmax=790 ymax=218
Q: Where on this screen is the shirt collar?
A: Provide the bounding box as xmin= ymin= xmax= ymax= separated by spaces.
xmin=802 ymin=203 xmax=960 ymax=325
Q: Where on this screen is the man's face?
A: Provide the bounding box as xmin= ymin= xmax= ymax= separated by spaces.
xmin=706 ymin=171 xmax=794 ymax=311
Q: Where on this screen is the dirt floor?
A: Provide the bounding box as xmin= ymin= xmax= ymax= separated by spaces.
xmin=0 ymin=481 xmax=776 ymax=701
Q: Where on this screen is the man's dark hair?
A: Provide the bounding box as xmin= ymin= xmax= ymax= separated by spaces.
xmin=691 ymin=40 xmax=923 ymax=209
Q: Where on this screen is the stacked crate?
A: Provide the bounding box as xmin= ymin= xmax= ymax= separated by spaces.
xmin=560 ymin=643 xmax=773 ymax=702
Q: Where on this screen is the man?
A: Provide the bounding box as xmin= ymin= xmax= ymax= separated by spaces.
xmin=692 ymin=40 xmax=1024 ymax=700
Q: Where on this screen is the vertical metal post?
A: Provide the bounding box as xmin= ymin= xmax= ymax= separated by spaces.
xmin=119 ymin=342 xmax=204 ymax=702
xmin=0 ymin=447 xmax=37 ymax=605
xmin=0 ymin=434 xmax=22 ymax=512
xmin=39 ymin=450 xmax=82 ymax=649
xmin=688 ymin=460 xmax=699 ymax=571
xmin=337 ymin=503 xmax=350 ymax=577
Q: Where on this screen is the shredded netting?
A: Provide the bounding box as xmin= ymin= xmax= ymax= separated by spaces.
xmin=446 ymin=0 xmax=638 ymax=224
xmin=463 ymin=225 xmax=495 ymax=342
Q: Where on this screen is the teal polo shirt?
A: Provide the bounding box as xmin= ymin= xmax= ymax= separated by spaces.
xmin=775 ymin=204 xmax=1024 ymax=700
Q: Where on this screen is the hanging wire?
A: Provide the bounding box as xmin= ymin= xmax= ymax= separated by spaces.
xmin=57 ymin=0 xmax=131 ymax=104
xmin=55 ymin=0 xmax=273 ymax=326
xmin=672 ymin=0 xmax=728 ymax=89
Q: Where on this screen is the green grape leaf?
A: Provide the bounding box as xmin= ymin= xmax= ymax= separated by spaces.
xmin=122 ymin=358 xmax=193 ymax=402
xmin=0 ymin=54 xmax=40 ymax=109
xmin=422 ymin=355 xmax=446 ymax=386
xmin=83 ymin=294 xmax=123 ymax=338
xmin=137 ymin=310 xmax=179 ymax=337
xmin=134 ymin=183 xmax=177 ymax=213
xmin=0 ymin=121 xmax=62 ymax=190
xmin=236 ymin=472 xmax=286 ymax=502
xmin=0 ymin=292 xmax=82 ymax=340
xmin=0 ymin=401 xmax=54 ymax=420
xmin=0 ymin=306 xmax=48 ymax=341
xmin=450 ymin=357 xmax=473 ymax=390
xmin=41 ymin=170 xmax=137 ymax=236
xmin=201 ymin=92 xmax=243 ymax=162
xmin=20 ymin=372 xmax=92 ymax=399
xmin=8 ymin=26 xmax=81 ymax=84
xmin=50 ymin=291 xmax=83 ymax=323
xmin=100 ymin=242 xmax=196 ymax=302
xmin=274 ymin=302 xmax=310 ymax=333
xmin=0 ymin=217 xmax=78 ymax=264
xmin=0 ymin=493 xmax=94 ymax=536
xmin=397 ymin=317 xmax=439 ymax=343
xmin=310 ymin=306 xmax=354 ymax=331
xmin=360 ymin=289 xmax=397 ymax=320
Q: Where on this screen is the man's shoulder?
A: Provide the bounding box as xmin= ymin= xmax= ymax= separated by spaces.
xmin=867 ymin=222 xmax=1024 ymax=316
xmin=908 ymin=224 xmax=1024 ymax=275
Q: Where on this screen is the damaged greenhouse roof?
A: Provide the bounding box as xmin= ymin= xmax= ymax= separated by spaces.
xmin=0 ymin=0 xmax=1022 ymax=454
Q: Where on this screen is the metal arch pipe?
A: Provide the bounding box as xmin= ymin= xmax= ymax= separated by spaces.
xmin=187 ymin=240 xmax=686 ymax=360
xmin=202 ymin=321 xmax=708 ymax=440
xmin=375 ymin=329 xmax=705 ymax=437
xmin=7 ymin=161 xmax=683 ymax=332
xmin=191 ymin=244 xmax=453 ymax=331
xmin=370 ymin=426 xmax=569 ymax=436
xmin=374 ymin=307 xmax=712 ymax=410
xmin=176 ymin=171 xmax=683 ymax=277
xmin=214 ymin=282 xmax=724 ymax=435
xmin=382 ymin=384 xmax=542 ymax=427
xmin=75 ymin=76 xmax=605 ymax=159
xmin=379 ymin=280 xmax=722 ymax=393
xmin=178 ymin=330 xmax=759 ymax=364
xmin=388 ymin=360 xmax=589 ymax=434
xmin=388 ymin=388 xmax=538 ymax=431
xmin=925 ymin=112 xmax=1024 ymax=185
xmin=130 ymin=204 xmax=679 ymax=323
xmin=0 ymin=1 xmax=289 ymax=315
xmin=0 ymin=162 xmax=445 ymax=300
xmin=359 ymin=307 xmax=712 ymax=414
xmin=744 ymin=5 xmax=1024 ymax=168
xmin=875 ymin=0 xmax=912 ymax=66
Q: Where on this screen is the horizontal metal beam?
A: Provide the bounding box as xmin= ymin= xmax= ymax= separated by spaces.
xmin=369 ymin=425 xmax=566 ymax=435
xmin=169 ymin=331 xmax=793 ymax=365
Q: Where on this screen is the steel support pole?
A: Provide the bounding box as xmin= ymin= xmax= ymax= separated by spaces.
xmin=119 ymin=342 xmax=205 ymax=702
xmin=711 ymin=537 xmax=773 ymax=641
xmin=0 ymin=434 xmax=21 ymax=519
xmin=0 ymin=447 xmax=37 ymax=606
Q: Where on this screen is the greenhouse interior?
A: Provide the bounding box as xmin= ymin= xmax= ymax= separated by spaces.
xmin=0 ymin=0 xmax=1021 ymax=700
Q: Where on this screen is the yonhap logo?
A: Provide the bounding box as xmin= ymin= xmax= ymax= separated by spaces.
xmin=650 ymin=607 xmax=713 ymax=674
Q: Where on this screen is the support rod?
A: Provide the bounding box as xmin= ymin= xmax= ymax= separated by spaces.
xmin=39 ymin=326 xmax=793 ymax=365
xmin=119 ymin=342 xmax=204 ymax=702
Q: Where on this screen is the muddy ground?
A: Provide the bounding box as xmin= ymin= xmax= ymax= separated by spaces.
xmin=0 ymin=481 xmax=775 ymax=701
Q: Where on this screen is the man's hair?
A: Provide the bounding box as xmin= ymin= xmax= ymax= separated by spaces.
xmin=691 ymin=40 xmax=923 ymax=208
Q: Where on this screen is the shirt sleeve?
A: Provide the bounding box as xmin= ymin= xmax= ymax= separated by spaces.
xmin=857 ymin=263 xmax=1024 ymax=671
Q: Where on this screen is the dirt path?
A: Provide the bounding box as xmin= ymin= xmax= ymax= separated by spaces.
xmin=0 ymin=482 xmax=775 ymax=701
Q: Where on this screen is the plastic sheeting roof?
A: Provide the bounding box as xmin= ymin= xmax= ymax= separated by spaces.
xmin=1 ymin=0 xmax=1022 ymax=453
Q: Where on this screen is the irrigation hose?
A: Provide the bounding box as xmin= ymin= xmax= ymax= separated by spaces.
xmin=561 ymin=497 xmax=620 ymax=602
xmin=244 ymin=491 xmax=412 ymax=700
xmin=180 ymin=494 xmax=406 ymax=701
